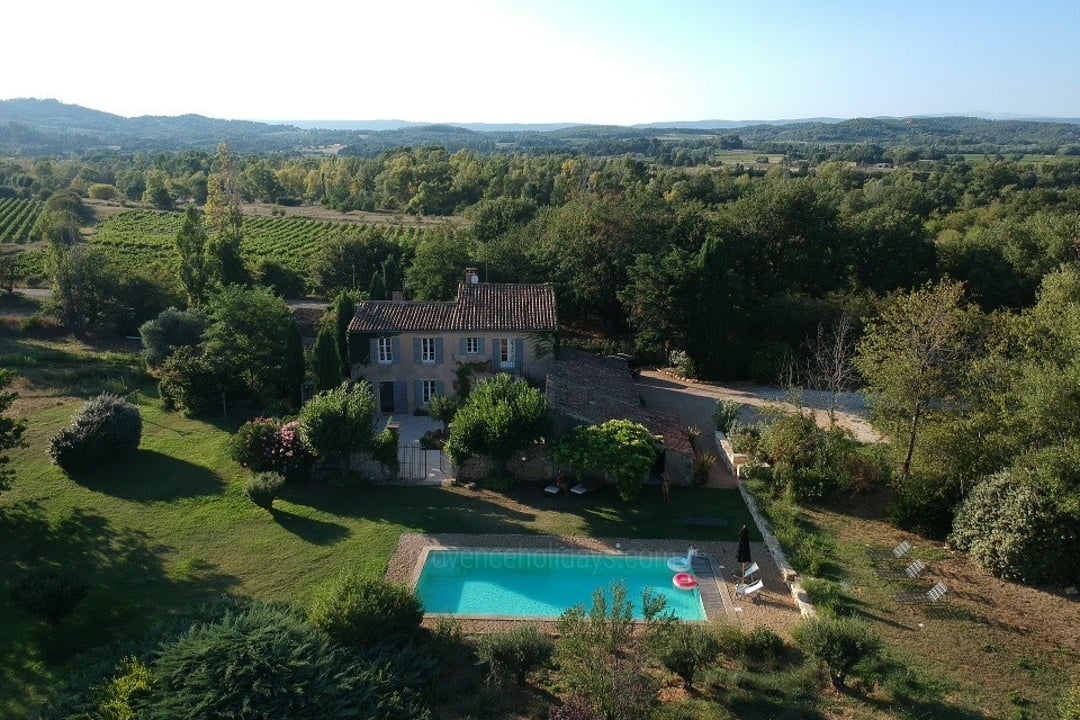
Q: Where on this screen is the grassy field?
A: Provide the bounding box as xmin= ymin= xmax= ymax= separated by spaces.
xmin=0 ymin=337 xmax=755 ymax=716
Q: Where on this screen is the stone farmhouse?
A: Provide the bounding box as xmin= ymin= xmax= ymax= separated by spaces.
xmin=348 ymin=269 xmax=558 ymax=414
xmin=346 ymin=269 xmax=694 ymax=484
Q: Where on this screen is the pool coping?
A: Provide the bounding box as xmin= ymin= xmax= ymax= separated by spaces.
xmin=389 ymin=534 xmax=739 ymax=624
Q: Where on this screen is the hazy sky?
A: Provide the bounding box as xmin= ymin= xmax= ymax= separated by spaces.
xmin=5 ymin=0 xmax=1079 ymax=124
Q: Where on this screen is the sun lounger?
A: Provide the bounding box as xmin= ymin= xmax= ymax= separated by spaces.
xmin=683 ymin=516 xmax=729 ymax=528
xmin=735 ymin=578 xmax=764 ymax=603
xmin=544 ymin=483 xmax=561 ymax=494
xmin=904 ymin=559 xmax=927 ymax=579
xmin=871 ymin=540 xmax=916 ymax=572
xmin=570 ymin=479 xmax=600 ymax=495
xmin=897 ymin=581 xmax=948 ymax=605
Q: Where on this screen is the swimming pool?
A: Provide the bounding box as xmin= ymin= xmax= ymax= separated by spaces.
xmin=415 ymin=549 xmax=707 ymax=621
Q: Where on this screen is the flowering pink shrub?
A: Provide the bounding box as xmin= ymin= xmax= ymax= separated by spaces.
xmin=231 ymin=418 xmax=313 ymax=482
xmin=271 ymin=421 xmax=313 ymax=482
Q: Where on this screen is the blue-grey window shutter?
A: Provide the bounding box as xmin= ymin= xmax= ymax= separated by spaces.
xmin=369 ymin=338 xmax=378 ymax=363
xmin=414 ymin=380 xmax=423 ymax=406
xmin=459 ymin=337 xmax=467 ymax=355
xmin=435 ymin=380 xmax=444 ymax=396
xmin=393 ymin=381 xmax=407 ymax=412
xmin=413 ymin=338 xmax=421 ymax=364
xmin=514 ymin=339 xmax=525 ymax=365
xmin=435 ymin=337 xmax=443 ymax=364
xmin=492 ymin=340 xmax=499 ymax=363
xmin=477 ymin=337 xmax=485 ymax=355
xmin=391 ymin=337 xmax=401 ymax=365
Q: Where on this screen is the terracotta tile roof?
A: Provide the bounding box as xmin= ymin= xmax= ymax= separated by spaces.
xmin=348 ymin=282 xmax=557 ymax=333
xmin=546 ymin=349 xmax=694 ymax=456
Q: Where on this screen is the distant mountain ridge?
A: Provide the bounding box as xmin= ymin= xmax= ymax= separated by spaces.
xmin=2 ymin=98 xmax=1080 ymax=156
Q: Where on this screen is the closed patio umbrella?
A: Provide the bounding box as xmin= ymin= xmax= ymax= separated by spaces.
xmin=736 ymin=525 xmax=752 ymax=578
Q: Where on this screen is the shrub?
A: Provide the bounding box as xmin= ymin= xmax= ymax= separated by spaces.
xmin=888 ymin=479 xmax=955 ymax=538
xmin=231 ymin=418 xmax=313 ymax=482
xmin=309 ymin=574 xmax=423 ymax=646
xmin=759 ymin=412 xmax=818 ymax=472
xmin=428 ymin=616 xmax=465 ymax=663
xmin=92 ymin=656 xmax=153 ymax=720
xmin=477 ymin=625 xmax=554 ymax=686
xmin=146 ymin=601 xmax=430 ymax=720
xmin=138 ymin=306 xmax=206 ymax=368
xmin=244 ymin=471 xmax=284 ymax=510
xmin=230 ymin=417 xmax=280 ymax=472
xmin=727 ymin=421 xmax=761 ymax=457
xmin=372 ymin=425 xmax=400 ymax=476
xmin=711 ymin=623 xmax=748 ymax=657
xmin=801 ymin=578 xmax=847 ymax=617
xmin=745 ymin=625 xmax=786 ymax=662
xmin=793 ymin=616 xmax=881 ymax=689
xmin=692 ymin=453 xmax=717 ymax=486
xmin=483 ymin=472 xmax=518 ymax=492
xmin=549 ymin=696 xmax=603 ymax=720
xmin=48 ymin=394 xmax=142 ymax=473
xmin=647 ymin=622 xmax=721 ymax=689
xmin=299 ymin=381 xmax=377 ymax=473
xmin=949 ymin=469 xmax=1080 ymax=585
xmin=158 ymin=346 xmax=230 ymax=417
xmin=11 ymin=567 xmax=90 ymax=625
xmin=555 ymin=583 xmax=659 ymax=718
xmin=713 ymin=400 xmax=741 ymax=433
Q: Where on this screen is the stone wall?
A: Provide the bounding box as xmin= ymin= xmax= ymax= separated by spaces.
xmin=457 ymin=442 xmax=555 ymax=482
xmin=715 ymin=430 xmax=751 ymax=477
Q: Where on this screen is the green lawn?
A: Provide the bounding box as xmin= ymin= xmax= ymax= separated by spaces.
xmin=0 ymin=376 xmax=753 ymax=716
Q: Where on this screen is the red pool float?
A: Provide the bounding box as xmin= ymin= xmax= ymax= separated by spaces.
xmin=672 ymin=573 xmax=698 ymax=590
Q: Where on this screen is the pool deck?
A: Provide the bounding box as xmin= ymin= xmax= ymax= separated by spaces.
xmin=386 ymin=533 xmax=802 ymax=634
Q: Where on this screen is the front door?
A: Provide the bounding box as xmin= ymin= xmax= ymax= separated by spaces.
xmin=379 ymin=381 xmax=395 ymax=413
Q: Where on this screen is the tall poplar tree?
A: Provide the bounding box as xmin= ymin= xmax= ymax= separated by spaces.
xmin=175 ymin=206 xmax=209 ymax=306
xmin=205 ymin=143 xmax=249 ymax=287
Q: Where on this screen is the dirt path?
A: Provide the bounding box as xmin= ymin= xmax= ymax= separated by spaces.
xmin=636 ymin=369 xmax=882 ymax=445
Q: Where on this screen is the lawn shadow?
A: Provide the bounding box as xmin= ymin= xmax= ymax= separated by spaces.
xmin=725 ymin=696 xmax=827 ymax=720
xmin=563 ymin=485 xmax=755 ymax=542
xmin=69 ymin=449 xmax=225 ymax=501
xmin=284 ymin=482 xmax=542 ymax=535
xmin=862 ymin=655 xmax=992 ymax=720
xmin=270 ymin=506 xmax=351 ymax=545
xmin=0 ymin=501 xmax=240 ymax=711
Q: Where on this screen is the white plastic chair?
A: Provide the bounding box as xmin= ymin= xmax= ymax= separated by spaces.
xmin=735 ymin=578 xmax=764 ymax=603
xmin=735 ymin=561 xmax=760 ymax=583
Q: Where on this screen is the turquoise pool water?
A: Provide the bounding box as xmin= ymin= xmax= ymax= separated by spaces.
xmin=415 ymin=550 xmax=707 ymax=621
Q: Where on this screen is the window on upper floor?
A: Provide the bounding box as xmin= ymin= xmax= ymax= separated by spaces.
xmin=421 ymin=337 xmax=436 ymax=364
xmin=465 ymin=337 xmax=480 ymax=354
xmin=377 ymin=337 xmax=393 ymax=364
xmin=495 ymin=338 xmax=515 ymax=367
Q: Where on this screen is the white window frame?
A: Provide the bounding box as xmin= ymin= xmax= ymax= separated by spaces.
xmin=421 ymin=337 xmax=437 ymax=364
xmin=496 ymin=338 xmax=515 ymax=368
xmin=421 ymin=379 xmax=438 ymax=405
xmin=465 ymin=337 xmax=480 ymax=354
xmin=377 ymin=337 xmax=393 ymax=365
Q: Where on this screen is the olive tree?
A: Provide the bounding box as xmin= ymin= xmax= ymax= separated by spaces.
xmin=444 ymin=374 xmax=550 ymax=472
xmin=298 ymin=381 xmax=377 ymax=475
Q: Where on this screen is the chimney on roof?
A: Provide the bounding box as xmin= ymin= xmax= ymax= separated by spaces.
xmin=465 ymin=267 xmax=480 ymax=284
